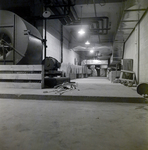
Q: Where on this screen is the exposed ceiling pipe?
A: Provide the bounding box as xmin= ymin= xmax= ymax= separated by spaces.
xmin=74 ymin=0 xmax=127 ymax=5
xmin=48 ymin=6 xmax=67 ymax=24
xmin=71 ymin=6 xmax=79 ymax=20
xmin=49 ymin=0 xmax=71 ymax=24
xmin=89 ymin=30 xmax=110 ymax=35
xmin=69 ymin=17 xmax=108 ymax=24
xmin=55 ymin=0 xmax=72 ymax=24
xmin=103 ymin=17 xmax=109 ymax=34
xmin=42 ymin=0 xmax=110 ymax=31
xmin=100 ymin=19 xmax=104 ymax=34
xmin=43 ymin=0 xmax=76 ymax=25
xmin=60 ymin=0 xmax=77 ymax=23
xmin=68 ymin=11 xmax=77 ymax=22
xmin=71 ymin=29 xmax=110 ymax=35
xmin=93 ymin=0 xmax=97 ymax=17
xmin=68 ymin=17 xmax=110 ymax=35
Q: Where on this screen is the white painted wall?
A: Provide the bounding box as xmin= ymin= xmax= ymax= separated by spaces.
xmin=43 ymin=19 xmax=80 ymax=65
xmin=139 ymin=12 xmax=148 ymax=83
xmin=124 ymin=27 xmax=138 ymax=80
xmin=124 ymin=11 xmax=148 ymax=83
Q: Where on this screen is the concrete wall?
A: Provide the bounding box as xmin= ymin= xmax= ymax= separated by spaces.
xmin=139 ymin=11 xmax=148 ymax=83
xmin=43 ymin=19 xmax=80 ymax=65
xmin=124 ymin=11 xmax=148 ymax=83
xmin=124 ymin=27 xmax=138 ymax=79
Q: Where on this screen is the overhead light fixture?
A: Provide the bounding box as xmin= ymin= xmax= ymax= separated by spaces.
xmin=78 ymin=6 xmax=85 ymax=35
xmin=78 ymin=29 xmax=85 ymax=35
xmin=90 ymin=49 xmax=94 ymax=53
xmin=85 ymin=41 xmax=90 ymax=45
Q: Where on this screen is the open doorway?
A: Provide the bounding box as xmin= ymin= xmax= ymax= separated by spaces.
xmin=88 ymin=65 xmax=107 ymax=77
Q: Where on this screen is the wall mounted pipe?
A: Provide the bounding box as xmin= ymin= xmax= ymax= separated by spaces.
xmin=93 ymin=0 xmax=97 ymax=17
xmin=77 ymin=17 xmax=109 ymax=22
xmin=67 ymin=17 xmax=110 ymax=35
xmin=43 ymin=0 xmax=78 ymax=25
xmin=61 ymin=24 xmax=63 ymax=63
xmin=68 ymin=17 xmax=109 ymax=25
xmin=61 ymin=0 xmax=77 ymax=23
xmin=71 ymin=6 xmax=79 ymax=20
xmin=48 ymin=7 xmax=67 ymax=25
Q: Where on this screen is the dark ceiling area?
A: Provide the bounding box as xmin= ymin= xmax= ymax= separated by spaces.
xmin=0 ymin=0 xmax=148 ymax=65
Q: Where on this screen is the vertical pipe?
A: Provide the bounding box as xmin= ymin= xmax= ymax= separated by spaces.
xmin=137 ymin=13 xmax=140 ymax=84
xmin=101 ymin=19 xmax=103 ymax=34
xmin=44 ymin=18 xmax=47 ymax=59
xmin=13 ymin=14 xmax=16 ymax=64
xmin=71 ymin=6 xmax=79 ymax=20
xmin=44 ymin=4 xmax=48 ymax=59
xmin=2 ymin=46 xmax=6 ymax=65
xmin=61 ymin=24 xmax=63 ymax=63
xmin=122 ymin=42 xmax=125 ymax=59
xmin=93 ymin=0 xmax=97 ymax=17
xmin=106 ymin=18 xmax=109 ymax=34
xmin=116 ymin=63 xmax=117 ymax=77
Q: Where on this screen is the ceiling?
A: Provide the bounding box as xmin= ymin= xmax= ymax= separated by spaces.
xmin=66 ymin=1 xmax=124 ymax=61
xmin=0 ymin=0 xmax=148 ymax=65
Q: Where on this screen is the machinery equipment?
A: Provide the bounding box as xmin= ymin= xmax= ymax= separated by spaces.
xmin=42 ymin=57 xmax=70 ymax=88
xmin=42 ymin=57 xmax=62 ymax=77
xmin=0 ymin=10 xmax=42 ymax=65
xmin=0 ymin=10 xmax=70 ymax=88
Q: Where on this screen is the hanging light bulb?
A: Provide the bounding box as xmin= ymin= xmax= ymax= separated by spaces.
xmin=90 ymin=49 xmax=94 ymax=53
xmin=78 ymin=29 xmax=85 ymax=35
xmin=85 ymin=41 xmax=90 ymax=45
xmin=78 ymin=6 xmax=85 ymax=35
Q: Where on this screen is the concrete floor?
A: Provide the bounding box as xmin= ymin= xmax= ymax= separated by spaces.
xmin=0 ymin=77 xmax=145 ymax=103
xmin=0 ymin=99 xmax=148 ymax=150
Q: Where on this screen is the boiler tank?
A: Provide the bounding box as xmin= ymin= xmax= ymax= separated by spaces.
xmin=0 ymin=10 xmax=43 ymax=64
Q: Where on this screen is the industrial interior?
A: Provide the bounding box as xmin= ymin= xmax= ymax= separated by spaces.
xmin=0 ymin=0 xmax=148 ymax=93
xmin=0 ymin=0 xmax=148 ymax=149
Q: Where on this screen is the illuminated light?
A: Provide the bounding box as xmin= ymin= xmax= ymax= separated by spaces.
xmin=90 ymin=50 xmax=94 ymax=53
xmin=78 ymin=29 xmax=85 ymax=35
xmin=85 ymin=41 xmax=90 ymax=45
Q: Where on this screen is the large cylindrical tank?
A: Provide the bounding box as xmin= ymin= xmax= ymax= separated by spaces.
xmin=0 ymin=10 xmax=43 ymax=64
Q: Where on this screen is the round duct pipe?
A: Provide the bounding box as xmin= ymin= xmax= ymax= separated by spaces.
xmin=0 ymin=10 xmax=43 ymax=65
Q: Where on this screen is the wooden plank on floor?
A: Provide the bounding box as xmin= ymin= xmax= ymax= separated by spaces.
xmin=0 ymin=65 xmax=44 ymax=89
xmin=0 ymin=82 xmax=42 ymax=89
xmin=0 ymin=74 xmax=42 ymax=80
xmin=0 ymin=65 xmax=42 ymax=71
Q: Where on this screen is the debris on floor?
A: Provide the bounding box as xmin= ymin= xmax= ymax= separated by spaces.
xmin=43 ymin=82 xmax=79 ymax=95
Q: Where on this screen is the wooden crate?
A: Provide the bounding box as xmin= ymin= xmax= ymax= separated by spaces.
xmin=0 ymin=65 xmax=44 ymax=89
xmin=109 ymin=71 xmax=121 ymax=82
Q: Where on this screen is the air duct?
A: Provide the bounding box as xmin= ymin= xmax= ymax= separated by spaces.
xmin=0 ymin=10 xmax=43 ymax=65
